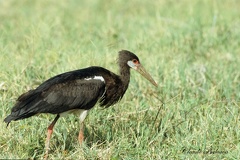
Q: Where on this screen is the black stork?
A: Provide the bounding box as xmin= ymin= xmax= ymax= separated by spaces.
xmin=4 ymin=50 xmax=157 ymax=159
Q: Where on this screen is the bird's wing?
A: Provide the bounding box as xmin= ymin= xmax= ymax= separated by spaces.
xmin=5 ymin=77 xmax=105 ymax=122
xmin=41 ymin=78 xmax=106 ymax=113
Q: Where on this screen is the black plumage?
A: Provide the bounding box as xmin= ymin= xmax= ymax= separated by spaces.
xmin=4 ymin=50 xmax=157 ymax=159
xmin=5 ymin=67 xmax=112 ymax=123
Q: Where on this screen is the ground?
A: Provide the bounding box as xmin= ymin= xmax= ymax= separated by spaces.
xmin=0 ymin=0 xmax=240 ymax=159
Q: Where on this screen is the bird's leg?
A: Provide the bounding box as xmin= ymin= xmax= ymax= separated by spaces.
xmin=78 ymin=121 xmax=84 ymax=144
xmin=78 ymin=110 xmax=88 ymax=144
xmin=44 ymin=114 xmax=60 ymax=160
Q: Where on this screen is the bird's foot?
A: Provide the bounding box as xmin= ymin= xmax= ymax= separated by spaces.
xmin=44 ymin=141 xmax=50 ymax=159
xmin=44 ymin=142 xmax=51 ymax=160
xmin=43 ymin=151 xmax=49 ymax=160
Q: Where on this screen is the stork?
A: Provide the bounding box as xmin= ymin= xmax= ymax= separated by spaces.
xmin=4 ymin=50 xmax=157 ymax=159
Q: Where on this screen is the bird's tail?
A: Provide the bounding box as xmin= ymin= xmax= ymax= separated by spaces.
xmin=4 ymin=90 xmax=40 ymax=127
xmin=4 ymin=115 xmax=14 ymax=127
xmin=4 ymin=112 xmax=36 ymax=127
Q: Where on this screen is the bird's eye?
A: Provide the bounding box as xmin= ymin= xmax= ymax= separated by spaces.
xmin=132 ymin=59 xmax=138 ymax=64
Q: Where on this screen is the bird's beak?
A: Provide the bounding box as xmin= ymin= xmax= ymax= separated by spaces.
xmin=136 ymin=64 xmax=158 ymax=87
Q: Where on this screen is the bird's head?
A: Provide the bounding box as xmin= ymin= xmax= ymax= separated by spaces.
xmin=119 ymin=50 xmax=158 ymax=87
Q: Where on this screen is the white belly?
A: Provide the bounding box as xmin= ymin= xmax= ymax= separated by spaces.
xmin=60 ymin=109 xmax=88 ymax=122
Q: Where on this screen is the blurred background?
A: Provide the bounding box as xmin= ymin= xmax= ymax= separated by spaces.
xmin=0 ymin=0 xmax=239 ymax=159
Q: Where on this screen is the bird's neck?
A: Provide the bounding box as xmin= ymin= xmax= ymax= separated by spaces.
xmin=119 ymin=64 xmax=130 ymax=89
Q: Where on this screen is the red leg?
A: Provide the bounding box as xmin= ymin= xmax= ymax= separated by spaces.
xmin=44 ymin=115 xmax=60 ymax=160
xmin=78 ymin=122 xmax=84 ymax=144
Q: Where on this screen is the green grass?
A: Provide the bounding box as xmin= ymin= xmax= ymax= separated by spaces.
xmin=1 ymin=0 xmax=240 ymax=159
